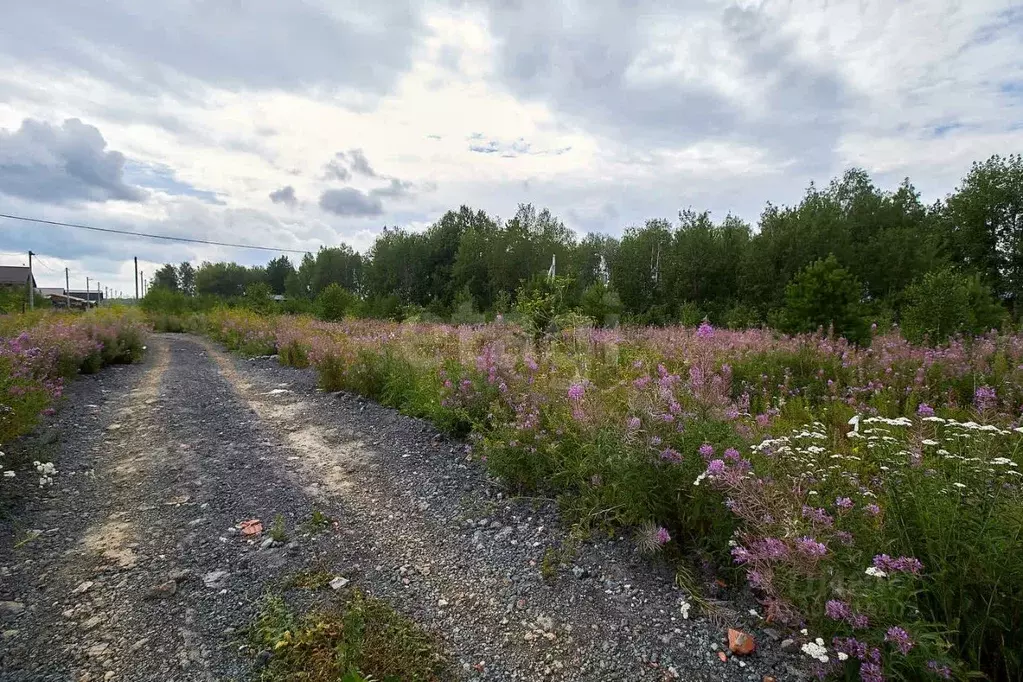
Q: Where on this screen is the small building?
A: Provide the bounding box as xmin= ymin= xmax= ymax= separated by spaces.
xmin=46 ymin=293 xmax=91 ymax=310
xmin=0 ymin=266 xmax=37 ymax=290
xmin=67 ymin=290 xmax=104 ymax=305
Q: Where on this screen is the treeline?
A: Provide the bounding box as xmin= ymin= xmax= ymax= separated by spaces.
xmin=147 ymin=154 xmax=1023 ymax=344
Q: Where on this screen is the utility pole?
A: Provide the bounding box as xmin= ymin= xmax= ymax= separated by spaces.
xmin=134 ymin=257 xmax=139 ymax=301
xmin=28 ymin=251 xmax=34 ymax=310
xmin=97 ymin=282 xmax=101 ymax=307
xmin=86 ymin=277 xmax=90 ymax=308
xmin=65 ymin=268 xmax=70 ymax=309
xmin=141 ymin=271 xmax=144 ymax=299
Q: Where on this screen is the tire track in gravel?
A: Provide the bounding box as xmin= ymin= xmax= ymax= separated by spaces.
xmin=202 ymin=337 xmax=794 ymax=682
xmin=4 ymin=335 xmax=366 ymax=682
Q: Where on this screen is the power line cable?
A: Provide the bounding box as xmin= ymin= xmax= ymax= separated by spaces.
xmin=0 ymin=212 xmax=311 ymax=255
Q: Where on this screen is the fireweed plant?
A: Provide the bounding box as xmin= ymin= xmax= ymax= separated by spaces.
xmin=0 ymin=309 xmax=146 ymax=487
xmin=200 ymin=309 xmax=1023 ymax=680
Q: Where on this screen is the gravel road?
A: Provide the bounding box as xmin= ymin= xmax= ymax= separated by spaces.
xmin=0 ymin=334 xmax=802 ymax=681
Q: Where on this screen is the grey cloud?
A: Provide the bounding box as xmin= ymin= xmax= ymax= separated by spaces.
xmin=347 ymin=149 xmax=376 ymax=177
xmin=0 ymin=2 xmax=424 ymax=97
xmin=370 ymin=178 xmax=414 ymax=199
xmin=318 ymin=187 xmax=383 ymax=216
xmin=269 ymin=185 xmax=297 ymax=206
xmin=0 ymin=117 xmax=146 ymax=204
xmin=481 ymin=1 xmax=850 ymax=169
xmin=322 ymin=148 xmax=375 ymax=180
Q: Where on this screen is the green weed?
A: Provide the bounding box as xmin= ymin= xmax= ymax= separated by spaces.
xmin=248 ymin=591 xmax=447 ymax=682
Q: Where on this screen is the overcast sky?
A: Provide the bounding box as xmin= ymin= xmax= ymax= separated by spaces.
xmin=0 ymin=0 xmax=1021 ymax=296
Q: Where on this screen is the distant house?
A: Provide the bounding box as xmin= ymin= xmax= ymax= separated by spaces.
xmin=67 ymin=290 xmax=104 ymax=304
xmin=0 ymin=266 xmax=36 ymax=290
xmin=37 ymin=288 xmax=90 ymax=309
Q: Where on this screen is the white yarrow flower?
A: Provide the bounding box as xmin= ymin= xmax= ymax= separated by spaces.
xmin=865 ymin=566 xmax=888 ymax=578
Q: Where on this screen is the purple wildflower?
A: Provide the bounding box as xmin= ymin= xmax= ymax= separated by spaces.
xmin=731 ymin=546 xmax=751 ymax=564
xmin=974 ymin=385 xmax=998 ymax=412
xmin=696 ymin=321 xmax=714 ymax=338
xmin=706 ymin=459 xmax=726 ymax=476
xmin=698 ymin=443 xmax=714 ymax=460
xmin=655 ymin=527 xmax=671 ymax=545
xmin=864 ymin=503 xmax=881 ymax=517
xmin=723 ymin=447 xmax=742 ymax=462
xmin=795 ymin=536 xmax=827 ymax=557
xmin=567 ymin=383 xmax=585 ymax=401
xmin=917 ymin=403 xmax=935 ymax=417
xmin=860 ymin=661 xmax=885 ymax=682
xmin=885 ymin=626 xmax=913 ymax=655
xmin=626 ymin=416 xmax=641 ymax=430
xmin=802 ymin=506 xmax=835 ymax=526
xmin=833 ymin=636 xmax=867 ymax=660
xmin=835 ymin=496 xmax=854 ymax=510
xmin=927 ymin=661 xmax=952 ymax=679
xmin=659 ymin=448 xmax=682 ymax=464
xmin=892 ymin=556 xmax=924 ymax=575
xmin=850 ymin=613 xmax=870 ymax=629
xmin=751 ymin=537 xmax=789 ymax=560
xmin=825 ymin=599 xmax=851 ymax=621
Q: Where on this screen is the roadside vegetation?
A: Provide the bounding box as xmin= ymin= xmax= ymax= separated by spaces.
xmin=182 ymin=309 xmax=1023 ymax=682
xmin=0 ymin=307 xmax=146 ymax=489
xmin=249 ymin=588 xmax=447 ymax=682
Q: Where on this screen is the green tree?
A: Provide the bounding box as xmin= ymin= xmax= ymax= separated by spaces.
xmin=178 ymin=262 xmax=196 ymax=296
xmin=152 ymin=264 xmax=179 ymax=291
xmin=941 ymin=154 xmax=1023 ymax=308
xmin=900 ymin=267 xmax=1005 ymax=344
xmin=285 ymin=253 xmax=316 ymax=299
xmin=516 ymin=274 xmax=573 ymax=345
xmin=611 ymin=219 xmax=672 ymax=320
xmin=782 ymin=255 xmax=868 ymax=344
xmin=195 ymin=262 xmax=256 ymax=297
xmin=265 ymin=256 xmax=295 ymax=295
xmin=311 ymin=246 xmax=363 ymax=295
xmin=578 ymin=281 xmax=622 ymax=327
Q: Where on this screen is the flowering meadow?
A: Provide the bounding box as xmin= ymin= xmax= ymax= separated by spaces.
xmin=0 ymin=308 xmax=146 ymax=485
xmin=199 ymin=309 xmax=1023 ymax=681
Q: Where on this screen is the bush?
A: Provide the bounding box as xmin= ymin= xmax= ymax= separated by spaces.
xmin=578 ymin=282 xmax=622 ymax=328
xmin=900 ymin=267 xmax=1005 ymax=344
xmin=722 ymin=302 xmax=761 ymax=330
xmin=782 ymin=254 xmax=869 ymax=344
xmin=316 ymin=284 xmax=357 ymax=322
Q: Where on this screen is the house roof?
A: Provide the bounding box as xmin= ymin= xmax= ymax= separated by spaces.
xmin=0 ymin=266 xmax=36 ymax=287
xmin=38 ymin=287 xmax=66 ymax=297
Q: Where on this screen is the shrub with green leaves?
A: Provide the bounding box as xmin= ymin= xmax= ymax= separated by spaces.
xmin=783 ymin=255 xmax=869 ymax=344
xmin=899 ymin=267 xmax=1004 ymax=345
xmin=316 ymin=283 xmax=357 ymax=322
